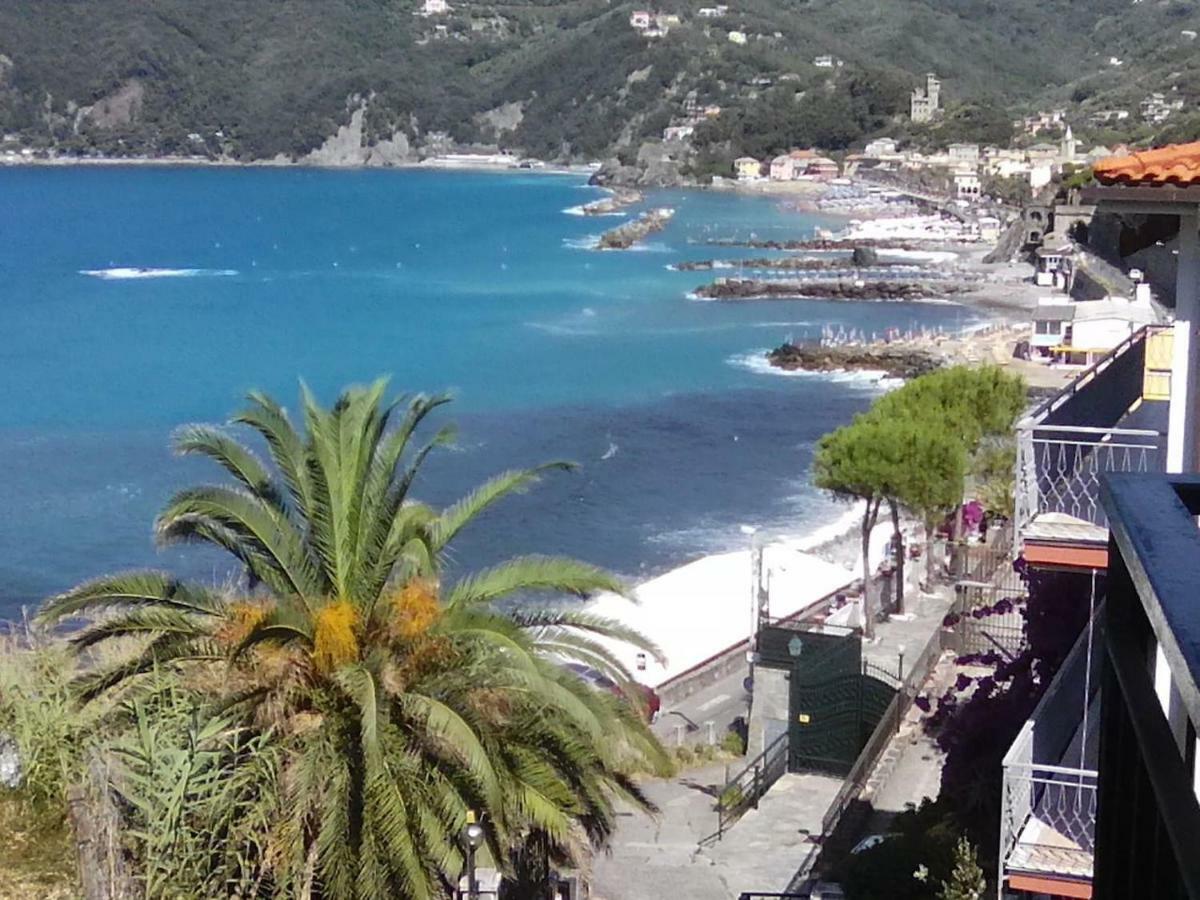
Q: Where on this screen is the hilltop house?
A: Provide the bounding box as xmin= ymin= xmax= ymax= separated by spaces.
xmin=864 ymin=137 xmax=899 ymax=158
xmin=420 ymin=0 xmax=450 ymax=15
xmin=662 ymin=125 xmax=694 ymax=142
xmin=910 ymin=72 xmax=941 ymax=123
xmin=728 ymin=30 xmax=747 ymax=44
xmin=734 ymin=156 xmax=762 ymax=180
xmin=629 ymin=10 xmax=652 ymax=29
xmin=697 ymin=5 xmax=728 ymax=17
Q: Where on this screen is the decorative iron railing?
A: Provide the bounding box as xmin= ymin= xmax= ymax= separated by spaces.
xmin=1000 ymin=763 xmax=1098 ymax=880
xmin=999 ymin=617 xmax=1102 ymax=888
xmin=1014 ymin=424 xmax=1162 ymax=543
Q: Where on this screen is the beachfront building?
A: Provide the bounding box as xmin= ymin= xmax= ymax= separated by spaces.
xmin=733 ymin=156 xmax=762 ymax=180
xmin=769 ymin=154 xmax=801 ymax=181
xmin=805 ymin=156 xmax=839 ymax=180
xmin=910 ymin=72 xmax=941 ymax=123
xmin=953 ymin=169 xmax=981 ymax=201
xmin=978 ymin=215 xmax=1002 ymax=242
xmin=1030 ymin=303 xmax=1074 ymax=359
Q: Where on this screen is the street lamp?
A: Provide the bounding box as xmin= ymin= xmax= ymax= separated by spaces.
xmin=463 ymin=811 xmax=485 ymax=900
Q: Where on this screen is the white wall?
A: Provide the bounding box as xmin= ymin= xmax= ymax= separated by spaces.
xmin=1072 ymin=317 xmax=1136 ymax=351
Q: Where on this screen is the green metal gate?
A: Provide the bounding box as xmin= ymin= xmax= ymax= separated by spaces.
xmin=758 ymin=624 xmax=898 ymax=777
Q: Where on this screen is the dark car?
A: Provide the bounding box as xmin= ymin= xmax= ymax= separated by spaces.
xmin=562 ymin=662 xmax=661 ymax=723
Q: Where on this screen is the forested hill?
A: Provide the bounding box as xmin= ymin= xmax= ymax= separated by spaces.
xmin=2 ymin=0 xmax=1200 ymax=165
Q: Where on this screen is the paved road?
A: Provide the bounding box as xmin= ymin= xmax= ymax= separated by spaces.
xmin=652 ymin=662 xmax=752 ymax=750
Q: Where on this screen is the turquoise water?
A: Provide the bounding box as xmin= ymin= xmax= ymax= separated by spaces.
xmin=0 ymin=166 xmax=978 ymax=612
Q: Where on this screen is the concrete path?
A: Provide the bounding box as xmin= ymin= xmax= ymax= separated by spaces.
xmin=591 ymin=767 xmax=842 ymax=900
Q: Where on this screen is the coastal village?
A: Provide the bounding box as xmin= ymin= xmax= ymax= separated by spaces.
xmin=6 ymin=3 xmax=1200 ymax=900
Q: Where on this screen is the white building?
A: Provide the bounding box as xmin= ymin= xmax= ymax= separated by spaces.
xmin=629 ymin=10 xmax=652 ymax=29
xmin=813 ymin=55 xmax=835 ymax=68
xmin=978 ymin=215 xmax=1002 ymax=242
xmin=769 ymin=155 xmax=801 ymax=180
xmin=697 ymin=5 xmax=728 ymax=17
xmin=421 ymin=0 xmax=450 ymax=15
xmin=864 ymin=137 xmax=898 ymax=157
xmin=1071 ymin=298 xmax=1157 ymax=358
xmin=728 ymin=30 xmax=747 ymax=44
xmin=954 ymin=169 xmax=981 ymax=201
xmin=1030 ymin=303 xmax=1075 ymax=357
xmin=948 ymin=142 xmax=980 ymax=164
xmin=663 ymin=125 xmax=695 ymax=142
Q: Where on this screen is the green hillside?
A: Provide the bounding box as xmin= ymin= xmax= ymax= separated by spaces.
xmin=1 ymin=0 xmax=1198 ymax=163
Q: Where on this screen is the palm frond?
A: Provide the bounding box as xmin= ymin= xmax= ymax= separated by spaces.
xmin=38 ymin=571 xmax=223 ymax=624
xmin=430 ymin=464 xmax=574 ymax=552
xmin=446 ymin=556 xmax=625 ymax=609
xmin=155 ymin=484 xmax=319 ymax=600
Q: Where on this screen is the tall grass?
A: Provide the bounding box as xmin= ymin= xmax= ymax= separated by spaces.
xmin=0 ymin=621 xmax=101 ymax=896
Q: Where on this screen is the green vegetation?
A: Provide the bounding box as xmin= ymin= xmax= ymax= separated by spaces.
xmin=2 ymin=0 xmax=1198 ymax=162
xmin=23 ymin=381 xmax=669 ymax=898
xmin=938 ymin=836 xmax=986 ymax=900
xmin=813 ymin=366 xmax=1025 ymax=633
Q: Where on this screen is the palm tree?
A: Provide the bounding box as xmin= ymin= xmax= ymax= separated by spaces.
xmin=40 ymin=381 xmax=669 ymax=899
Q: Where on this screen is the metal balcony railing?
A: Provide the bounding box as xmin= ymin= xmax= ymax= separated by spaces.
xmin=1011 ymin=325 xmax=1168 ymax=554
xmin=1014 ymin=424 xmax=1162 ymax=542
xmin=1001 ymin=763 xmax=1098 ymax=879
xmin=1000 ymin=617 xmax=1103 ymax=887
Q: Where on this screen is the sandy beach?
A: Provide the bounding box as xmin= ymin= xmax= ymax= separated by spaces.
xmin=588 ymin=504 xmax=905 ymax=689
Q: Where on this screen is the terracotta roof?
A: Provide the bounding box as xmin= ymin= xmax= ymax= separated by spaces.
xmin=1093 ymin=141 xmax=1200 ymax=186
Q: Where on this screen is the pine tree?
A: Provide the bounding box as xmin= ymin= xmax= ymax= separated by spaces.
xmin=939 ymin=835 xmax=986 ymax=900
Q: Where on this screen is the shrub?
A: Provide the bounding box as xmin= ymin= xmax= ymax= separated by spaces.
xmin=720 ymin=730 xmax=746 ymax=756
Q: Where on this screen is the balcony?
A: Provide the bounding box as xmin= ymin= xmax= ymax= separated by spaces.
xmin=1093 ymin=474 xmax=1200 ymax=898
xmin=1014 ymin=325 xmax=1169 ymax=568
xmin=1000 ymin=619 xmax=1103 ymax=896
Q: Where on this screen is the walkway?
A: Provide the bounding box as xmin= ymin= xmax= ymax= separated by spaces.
xmin=590 ymin=766 xmax=842 ymax=900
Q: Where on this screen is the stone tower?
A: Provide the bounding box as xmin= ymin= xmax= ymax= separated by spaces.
xmin=911 ymin=73 xmax=941 ymax=123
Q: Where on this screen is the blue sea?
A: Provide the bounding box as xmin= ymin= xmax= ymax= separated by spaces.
xmin=0 ymin=166 xmax=980 ymax=615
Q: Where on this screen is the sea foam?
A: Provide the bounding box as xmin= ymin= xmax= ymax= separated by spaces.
xmin=81 ymin=267 xmax=239 ymax=280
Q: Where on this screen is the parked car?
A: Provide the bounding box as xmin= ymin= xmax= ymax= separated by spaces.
xmin=562 ymin=663 xmax=661 ymax=722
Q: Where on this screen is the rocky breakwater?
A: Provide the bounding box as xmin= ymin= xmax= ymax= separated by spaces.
xmin=767 ymin=342 xmax=940 ymax=379
xmin=674 ymin=250 xmax=900 ymax=273
xmin=597 ymin=208 xmax=675 ymax=250
xmin=693 ymin=278 xmax=974 ymax=302
xmin=582 ymin=188 xmax=643 ymax=215
xmin=705 ymin=238 xmax=924 ymax=252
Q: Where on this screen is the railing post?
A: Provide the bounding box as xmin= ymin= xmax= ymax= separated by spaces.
xmin=752 ymin=765 xmax=761 ymax=809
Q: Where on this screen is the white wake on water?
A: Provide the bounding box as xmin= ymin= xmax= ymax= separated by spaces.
xmin=81 ymin=267 xmax=239 ymax=280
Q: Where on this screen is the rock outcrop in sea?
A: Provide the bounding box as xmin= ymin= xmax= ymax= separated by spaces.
xmin=767 ymin=342 xmax=941 ymax=379
xmin=598 ymin=208 xmax=675 ymax=249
